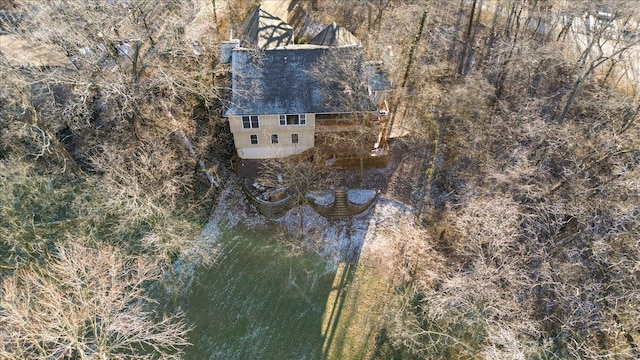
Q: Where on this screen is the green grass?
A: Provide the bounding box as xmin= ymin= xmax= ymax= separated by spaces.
xmin=177 ymin=225 xmax=336 ymax=360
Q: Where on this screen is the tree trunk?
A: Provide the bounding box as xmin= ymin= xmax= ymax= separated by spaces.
xmin=298 ymin=193 xmax=305 ymax=234
xmin=463 ymin=0 xmax=483 ymax=74
xmin=494 ymin=3 xmax=523 ymax=99
xmin=447 ymin=0 xmax=466 ymax=61
xmin=162 ymin=101 xmax=221 ymax=188
xmin=402 ymin=9 xmax=428 ymax=88
xmin=458 ymin=0 xmax=477 ymax=75
xmin=211 ymin=0 xmax=219 ymax=34
xmin=555 ymin=60 xmax=604 ymax=123
xmin=480 ymin=3 xmax=502 ymax=69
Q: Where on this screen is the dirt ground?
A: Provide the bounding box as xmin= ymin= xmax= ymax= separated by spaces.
xmin=234 ymin=135 xmax=431 ymax=209
xmin=333 ymin=136 xmax=431 ymax=208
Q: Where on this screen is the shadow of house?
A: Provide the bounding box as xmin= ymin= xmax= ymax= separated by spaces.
xmin=238 ymin=6 xmax=294 ymax=49
xmin=308 ymin=22 xmax=361 ymax=47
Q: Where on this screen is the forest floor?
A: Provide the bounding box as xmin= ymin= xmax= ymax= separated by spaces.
xmin=332 ymin=135 xmax=430 ymax=206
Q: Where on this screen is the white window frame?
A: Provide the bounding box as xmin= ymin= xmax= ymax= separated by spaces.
xmin=242 ymin=115 xmax=259 ymax=129
xmin=291 ymin=133 xmax=299 ymax=144
xmin=250 ymin=134 xmax=258 ymax=145
xmin=271 ymin=134 xmax=279 ymax=144
xmin=279 ymin=114 xmax=306 ymax=126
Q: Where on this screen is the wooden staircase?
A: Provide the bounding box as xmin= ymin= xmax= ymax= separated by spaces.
xmin=309 ymin=189 xmax=381 ymax=219
xmin=331 ymin=190 xmax=351 ymax=218
xmin=241 ymin=178 xmax=380 ymax=219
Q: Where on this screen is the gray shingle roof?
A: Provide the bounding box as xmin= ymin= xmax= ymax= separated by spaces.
xmin=366 ymin=61 xmax=392 ymax=92
xmin=225 ymin=45 xmax=377 ymax=116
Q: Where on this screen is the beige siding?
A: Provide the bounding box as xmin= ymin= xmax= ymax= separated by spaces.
xmin=229 ymin=114 xmax=316 ymax=159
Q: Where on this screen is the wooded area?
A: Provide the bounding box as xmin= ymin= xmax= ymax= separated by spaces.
xmin=1 ymin=0 xmax=639 ymax=358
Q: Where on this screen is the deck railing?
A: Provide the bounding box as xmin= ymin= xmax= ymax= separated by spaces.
xmin=329 ymin=143 xmax=389 ymax=169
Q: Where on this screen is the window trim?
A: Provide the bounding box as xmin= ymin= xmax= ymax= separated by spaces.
xmin=250 ymin=134 xmax=258 ymax=145
xmin=242 ymin=115 xmax=259 ymax=129
xmin=291 ymin=133 xmax=299 ymax=144
xmin=279 ymin=114 xmax=306 ymax=126
xmin=271 ymin=134 xmax=279 ymax=144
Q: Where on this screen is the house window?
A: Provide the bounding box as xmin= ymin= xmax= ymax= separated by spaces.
xmin=291 ymin=133 xmax=299 ymax=144
xmin=250 ymin=134 xmax=258 ymax=144
xmin=271 ymin=134 xmax=279 ymax=144
xmin=242 ymin=115 xmax=259 ymax=129
xmin=287 ymin=114 xmax=300 ymax=125
xmin=279 ymin=114 xmax=306 ymax=125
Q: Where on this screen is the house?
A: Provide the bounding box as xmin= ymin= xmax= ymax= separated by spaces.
xmin=222 ymin=0 xmax=391 ymax=167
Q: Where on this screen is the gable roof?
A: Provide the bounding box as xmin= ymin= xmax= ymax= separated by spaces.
xmin=238 ymin=5 xmax=294 ymax=49
xmin=225 ymin=45 xmax=376 ymax=117
xmin=309 ymin=23 xmax=361 ymax=47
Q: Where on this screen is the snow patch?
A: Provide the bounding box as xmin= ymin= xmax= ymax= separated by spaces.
xmin=348 ymin=189 xmax=376 ymax=204
xmin=306 ymin=191 xmax=334 ymax=206
xmin=170 ymin=172 xmax=417 ymax=292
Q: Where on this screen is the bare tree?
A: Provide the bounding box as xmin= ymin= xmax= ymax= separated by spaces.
xmin=0 ymin=157 xmax=93 ymax=272
xmin=0 ymin=242 xmax=190 ymax=359
xmin=306 ymin=46 xmax=388 ymax=179
xmin=2 ymin=0 xmax=221 ymax=153
xmin=374 ymin=1 xmax=640 ymax=357
xmin=258 ymin=155 xmax=336 ymax=233
xmin=0 ymin=0 xmax=223 ymax=268
xmin=555 ymin=6 xmax=640 ymax=122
